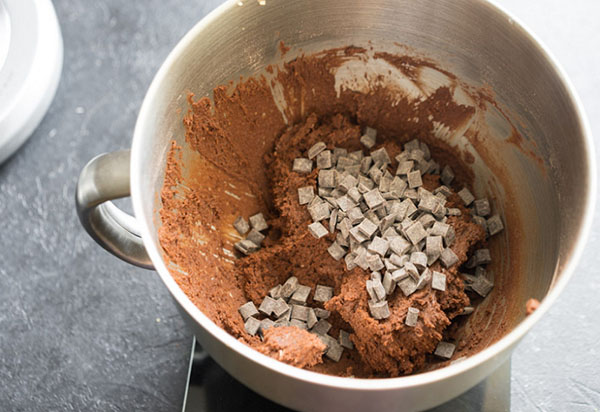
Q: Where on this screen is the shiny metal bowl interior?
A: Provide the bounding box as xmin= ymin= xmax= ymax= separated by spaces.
xmin=130 ymin=0 xmax=595 ymax=410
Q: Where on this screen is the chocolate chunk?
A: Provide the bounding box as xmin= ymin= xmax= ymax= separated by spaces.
xmin=238 ymin=301 xmax=259 ymax=321
xmin=234 ymin=239 xmax=260 ymax=255
xmin=418 ymin=193 xmax=439 ymax=213
xmin=418 ymin=214 xmax=436 ymax=229
xmin=389 ymin=236 xmax=411 ymax=256
xmin=458 ymin=187 xmax=475 ymax=206
xmin=382 ymin=271 xmax=396 ymax=295
xmin=308 ymin=202 xmax=331 ymax=222
xmin=391 ymin=268 xmax=408 ymax=283
xmin=396 ymin=160 xmax=414 ymax=176
xmin=308 ymin=142 xmax=327 ymax=159
xmin=291 ymin=304 xmax=310 ymax=321
xmin=405 ymin=221 xmax=427 ymax=245
xmin=247 ymin=228 xmax=265 ymax=246
xmin=244 ymin=317 xmax=261 ymax=336
xmin=410 ymin=251 xmax=428 ymax=270
xmin=446 ymin=207 xmax=461 ymax=216
xmin=292 ymin=157 xmax=313 ymax=174
xmin=329 ymin=209 xmax=338 ymax=234
xmin=370 ymin=271 xmax=382 ymax=282
xmin=272 ymin=298 xmax=290 ymax=318
xmin=333 ymin=147 xmax=348 ymax=162
xmin=440 ymin=247 xmax=459 ymax=268
xmin=360 ymin=127 xmax=377 ymax=148
xmin=347 ymin=187 xmax=362 ymax=203
xmin=371 ymin=277 xmax=386 ymax=301
xmin=429 ymin=221 xmax=450 ymax=237
xmin=336 ymin=195 xmax=356 ymax=212
xmin=339 ymin=330 xmax=354 ymax=349
xmin=487 ymin=214 xmax=504 ymax=236
xmin=348 ymin=151 xmax=363 ymax=164
xmin=280 ymin=276 xmax=299 ymax=299
xmin=407 ymin=170 xmax=423 ymax=189
xmin=269 ymin=285 xmax=282 ymax=299
xmin=318 ymin=169 xmax=336 ymax=188
xmin=474 ymin=198 xmax=491 ymax=217
xmin=337 ymin=156 xmax=358 ymax=170
xmin=471 ymin=275 xmax=493 ymax=297
xmin=360 ymin=156 xmax=373 ymax=174
xmin=403 ymin=262 xmax=419 ymax=281
xmin=472 ymin=215 xmax=488 ymax=233
xmin=434 ymin=341 xmax=456 ymax=359
xmin=249 ymin=213 xmax=269 ymax=232
xmin=314 ymin=285 xmax=334 ymax=303
xmin=398 ymin=277 xmax=418 ymax=297
xmin=408 ymin=149 xmax=425 ymax=163
xmin=290 ymin=285 xmax=312 ymax=305
xmin=381 ymin=226 xmax=399 ymax=240
xmin=260 ymin=318 xmax=275 ymax=333
xmin=441 ymin=165 xmax=455 ymax=186
xmin=311 ymin=319 xmax=332 ymax=335
xmin=290 ymin=319 xmax=308 ymax=330
xmin=404 ymin=138 xmax=420 ymax=152
xmin=259 ymin=296 xmax=278 ymax=316
xmin=467 ymin=248 xmax=492 ymax=268
xmin=316 ymin=150 xmax=333 ymax=169
xmin=389 ymin=253 xmax=409 ymax=268
xmin=431 ymin=271 xmax=446 ymax=291
xmin=338 ymin=174 xmax=358 ymax=193
xmin=325 ymin=340 xmax=344 ymax=362
xmin=434 ymin=185 xmax=453 ymax=198
xmin=401 ymin=198 xmax=417 ymax=218
xmin=368 ymin=236 xmax=389 ymax=256
xmin=314 ymin=308 xmax=330 ymax=319
xmin=405 ymin=307 xmax=419 ymax=327
xmin=308 ymin=221 xmax=329 ymax=239
xmin=306 ymin=308 xmax=318 ymax=329
xmin=298 ymin=186 xmax=315 ymax=205
xmin=357 ymin=175 xmax=375 ymax=193
xmin=370 ymin=147 xmax=391 ymax=165
xmin=416 ymin=268 xmax=432 ymax=290
xmin=354 ymin=248 xmax=369 ymax=267
xmin=364 ymin=188 xmax=385 ymax=209
xmin=460 ymin=306 xmax=475 ymax=315
xmin=425 ymin=236 xmax=443 ymax=263
xmin=346 ymin=207 xmax=364 ymax=226
xmin=327 ymin=241 xmax=346 ymax=261
xmin=368 ymin=300 xmax=390 ymax=320
xmin=233 ymin=216 xmax=250 ymax=235
xmin=389 ymin=176 xmax=407 ymax=198
xmin=344 ymin=253 xmax=357 ymax=270
xmin=367 ymin=253 xmax=384 ymax=272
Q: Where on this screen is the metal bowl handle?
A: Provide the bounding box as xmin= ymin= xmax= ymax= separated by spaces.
xmin=75 ymin=150 xmax=154 ymax=269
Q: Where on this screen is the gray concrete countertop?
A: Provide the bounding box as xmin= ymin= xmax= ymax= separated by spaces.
xmin=0 ymin=0 xmax=598 ymax=410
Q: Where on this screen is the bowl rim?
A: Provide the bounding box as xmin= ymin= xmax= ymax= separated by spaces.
xmin=131 ymin=0 xmax=597 ymax=390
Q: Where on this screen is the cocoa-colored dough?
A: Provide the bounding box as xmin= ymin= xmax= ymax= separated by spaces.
xmin=526 ymin=298 xmax=540 ymax=315
xmin=237 ymin=113 xmax=484 ymax=376
xmin=255 ymin=326 xmax=326 ymax=368
xmin=158 ymin=46 xmax=515 ymax=378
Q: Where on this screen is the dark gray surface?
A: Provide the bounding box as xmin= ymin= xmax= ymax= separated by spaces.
xmin=0 ymin=0 xmax=598 ymax=411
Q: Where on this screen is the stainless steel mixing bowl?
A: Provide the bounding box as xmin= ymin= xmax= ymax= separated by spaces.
xmin=75 ymin=0 xmax=595 ymax=410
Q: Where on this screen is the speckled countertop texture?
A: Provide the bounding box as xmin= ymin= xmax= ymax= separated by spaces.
xmin=0 ymin=0 xmax=598 ymax=410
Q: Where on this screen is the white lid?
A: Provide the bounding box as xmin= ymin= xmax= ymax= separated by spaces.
xmin=0 ymin=0 xmax=63 ymax=164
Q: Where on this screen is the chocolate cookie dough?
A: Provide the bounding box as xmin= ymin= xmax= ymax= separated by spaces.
xmin=158 ymin=46 xmax=510 ymax=378
xmin=236 ymin=114 xmax=486 ymax=376
xmin=256 ymin=326 xmax=327 ymax=368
